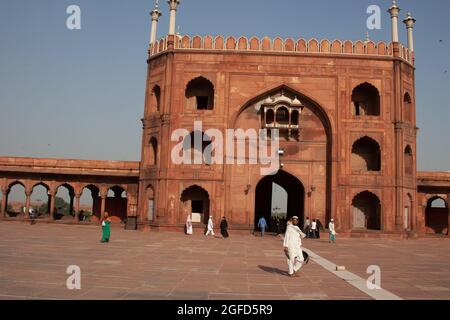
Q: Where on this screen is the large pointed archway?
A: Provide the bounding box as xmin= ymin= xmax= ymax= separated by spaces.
xmin=425 ymin=196 xmax=448 ymax=235
xmin=254 ymin=170 xmax=305 ymax=231
xmin=232 ymin=84 xmax=334 ymax=227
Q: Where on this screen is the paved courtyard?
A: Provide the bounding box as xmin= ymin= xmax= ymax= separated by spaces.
xmin=0 ymin=221 xmax=449 ymax=300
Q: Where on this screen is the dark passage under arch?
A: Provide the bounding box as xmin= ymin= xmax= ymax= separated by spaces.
xmin=254 ymin=170 xmax=305 ymax=231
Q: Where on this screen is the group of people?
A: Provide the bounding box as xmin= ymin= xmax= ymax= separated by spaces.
xmin=185 ymin=215 xmax=230 ymax=239
xmin=99 ymin=211 xmax=337 ymax=279
xmin=303 ymin=217 xmax=323 ymax=239
xmin=304 ymin=216 xmax=336 ymax=243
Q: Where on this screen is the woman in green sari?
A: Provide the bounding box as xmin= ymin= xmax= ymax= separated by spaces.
xmin=101 ymin=212 xmax=112 ymax=243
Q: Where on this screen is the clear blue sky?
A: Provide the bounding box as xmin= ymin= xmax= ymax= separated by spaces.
xmin=0 ymin=0 xmax=449 ymax=171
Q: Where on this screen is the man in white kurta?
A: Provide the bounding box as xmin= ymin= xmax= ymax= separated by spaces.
xmin=186 ymin=214 xmax=193 ymax=235
xmin=205 ymin=216 xmax=215 ymax=236
xmin=283 ymin=216 xmax=306 ymax=277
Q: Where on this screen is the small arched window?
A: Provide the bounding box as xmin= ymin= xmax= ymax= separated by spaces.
xmin=266 ymin=109 xmax=275 ymax=125
xmin=185 ymin=77 xmax=215 ymax=110
xmin=183 ymin=131 xmax=213 ymax=165
xmin=404 ymin=92 xmax=412 ymax=123
xmin=352 ymin=83 xmax=380 ymax=116
xmin=149 ymin=137 xmax=158 ymax=166
xmin=150 ymin=85 xmax=161 ymax=112
xmin=352 ymin=137 xmax=381 ymax=172
xmin=291 ymin=110 xmax=299 ymax=125
xmin=276 ymin=106 xmax=289 ymax=125
xmin=404 ymin=145 xmax=413 ymax=175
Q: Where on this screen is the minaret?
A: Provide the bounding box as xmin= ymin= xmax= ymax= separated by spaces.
xmin=364 ymin=31 xmax=370 ymax=45
xmin=387 ymin=0 xmax=401 ymax=43
xmin=168 ymin=0 xmax=181 ymax=35
xmin=403 ymin=12 xmax=416 ymax=52
xmin=150 ymin=0 xmax=162 ymax=45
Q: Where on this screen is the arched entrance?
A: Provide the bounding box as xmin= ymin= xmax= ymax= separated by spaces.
xmin=352 ymin=191 xmax=381 ymax=230
xmin=181 ymin=185 xmax=210 ymax=224
xmin=232 ymin=85 xmax=334 ymax=227
xmin=80 ymin=184 xmax=101 ymax=222
xmin=254 ymin=170 xmax=305 ymax=231
xmin=6 ymin=181 xmax=26 ymax=218
xmin=106 ymin=186 xmax=128 ymax=222
xmin=30 ymin=183 xmax=50 ymax=218
xmin=54 ymin=183 xmax=75 ymax=220
xmin=425 ymin=197 xmax=448 ymax=235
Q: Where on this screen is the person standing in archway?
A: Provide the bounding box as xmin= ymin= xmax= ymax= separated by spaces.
xmin=258 ymin=216 xmax=267 ymax=237
xmin=186 ymin=214 xmax=193 ymax=235
xmin=205 ymin=216 xmax=215 ymax=237
xmin=101 ymin=212 xmax=112 ymax=243
xmin=283 ymin=216 xmax=306 ymax=277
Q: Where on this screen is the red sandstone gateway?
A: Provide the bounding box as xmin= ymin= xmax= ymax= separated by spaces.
xmin=0 ymin=1 xmax=449 ymax=238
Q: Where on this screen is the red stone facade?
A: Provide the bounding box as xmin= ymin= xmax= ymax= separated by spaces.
xmin=136 ymin=34 xmax=447 ymax=236
xmin=0 ymin=35 xmax=449 ymax=237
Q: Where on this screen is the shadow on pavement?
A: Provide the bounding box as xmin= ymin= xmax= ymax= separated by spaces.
xmin=258 ymin=265 xmax=290 ymax=277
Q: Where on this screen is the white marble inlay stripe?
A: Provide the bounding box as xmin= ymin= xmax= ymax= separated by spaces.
xmin=302 ymin=247 xmax=403 ymax=300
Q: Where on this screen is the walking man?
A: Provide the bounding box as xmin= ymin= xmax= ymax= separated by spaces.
xmin=283 ymin=216 xmax=306 ymax=277
xmin=205 ymin=216 xmax=215 ymax=237
xmin=258 ymin=216 xmax=267 ymax=237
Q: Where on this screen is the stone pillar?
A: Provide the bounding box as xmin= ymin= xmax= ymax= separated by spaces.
xmin=47 ymin=193 xmax=51 ymax=216
xmin=448 ymin=194 xmax=450 ymax=237
xmin=24 ymin=192 xmax=31 ymax=220
xmin=387 ymin=1 xmax=401 ymax=43
xmin=403 ymin=12 xmax=416 ymax=52
xmin=167 ymin=0 xmax=180 ymax=35
xmin=394 ymin=122 xmax=403 ymax=230
xmin=49 ymin=192 xmax=56 ymax=220
xmin=422 ymin=202 xmax=429 ymax=235
xmin=391 ymin=0 xmax=405 ymax=231
xmin=150 ymin=2 xmax=162 ymax=45
xmin=100 ymin=195 xmax=106 ymax=220
xmin=74 ymin=194 xmax=81 ymax=222
xmin=1 ymin=190 xmax=7 ymax=218
xmin=69 ymin=194 xmax=74 ymax=216
xmin=288 ymin=109 xmax=292 ymax=139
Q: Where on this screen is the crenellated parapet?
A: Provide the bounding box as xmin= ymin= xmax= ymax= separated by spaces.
xmin=148 ymin=35 xmax=414 ymax=65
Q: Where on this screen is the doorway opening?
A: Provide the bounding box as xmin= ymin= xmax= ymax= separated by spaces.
xmin=254 ymin=170 xmax=305 ymax=232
